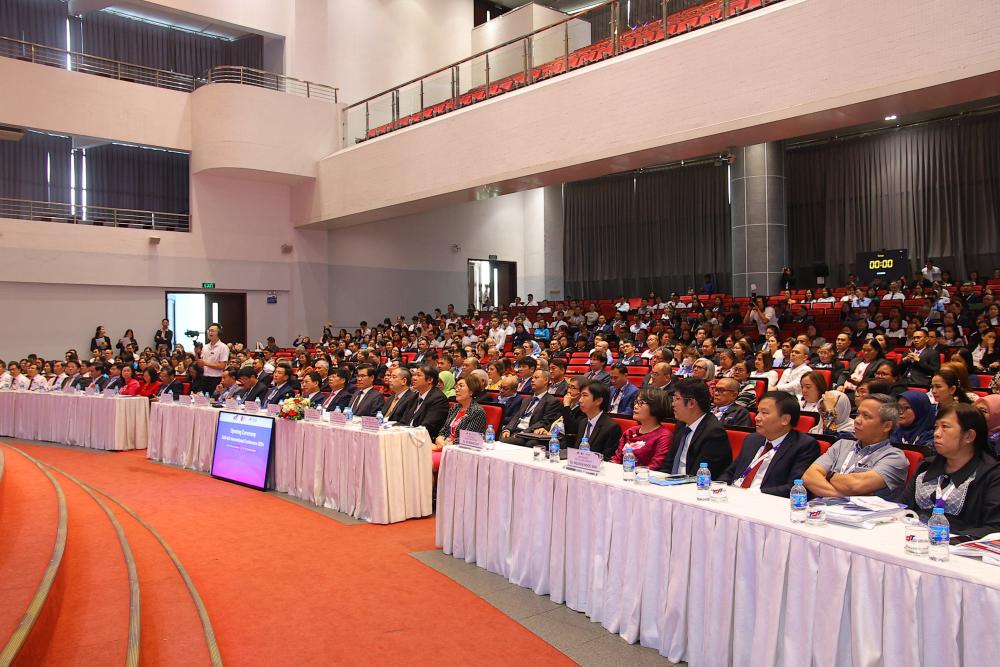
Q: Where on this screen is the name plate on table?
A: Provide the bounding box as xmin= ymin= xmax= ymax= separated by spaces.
xmin=329 ymin=412 xmax=347 ymax=425
xmin=244 ymin=401 xmax=259 ymax=412
xmin=102 ymin=389 xmax=115 ymax=398
xmin=304 ymin=408 xmax=322 ymax=421
xmin=458 ymin=430 xmax=485 ymax=450
xmin=266 ymin=403 xmax=280 ymax=415
xmin=360 ymin=416 xmax=381 ymax=432
xmin=224 ymin=398 xmax=238 ymax=410
xmin=64 ymin=386 xmax=77 ymax=395
xmin=565 ymin=449 xmax=603 ymax=475
xmin=194 ymin=395 xmax=211 ymax=407
xmin=85 ymin=385 xmax=98 ymax=395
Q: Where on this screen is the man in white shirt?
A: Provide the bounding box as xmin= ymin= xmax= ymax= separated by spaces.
xmin=883 ymin=282 xmax=906 ymax=300
xmin=48 ymin=360 xmax=67 ymax=391
xmin=525 ymin=294 xmax=538 ymax=307
xmin=921 ymin=260 xmax=942 ymax=283
xmin=487 ymin=318 xmax=507 ymax=350
xmin=197 ymin=324 xmax=230 ymax=394
xmin=615 ymin=297 xmax=631 ymax=313
xmin=775 ymin=344 xmax=812 ymax=397
xmin=536 ymin=300 xmax=552 ymax=315
xmin=0 ymin=363 xmax=28 ymax=390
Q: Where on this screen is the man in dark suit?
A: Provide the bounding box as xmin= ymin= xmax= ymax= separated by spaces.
xmin=897 ymin=328 xmax=940 ymax=386
xmin=243 ymin=358 xmax=273 ymax=404
xmin=60 ymin=359 xmax=82 ymax=390
xmin=319 ymin=367 xmax=353 ymax=412
xmin=718 ymin=391 xmax=820 ymax=497
xmin=833 ymin=333 xmax=856 ymax=363
xmin=607 ymin=364 xmax=639 ymax=416
xmin=585 ymin=351 xmax=612 ymax=385
xmin=345 ymin=364 xmax=383 ymax=416
xmin=300 ymin=371 xmax=326 ymax=405
xmin=382 ymin=366 xmax=417 ymax=422
xmin=547 ymin=359 xmax=569 ymax=397
xmin=261 ymin=364 xmax=296 ymax=406
xmin=514 ymin=356 xmax=536 ymax=394
xmin=405 ymin=364 xmax=450 ymax=437
xmin=501 ymin=369 xmax=563 ymax=447
xmin=710 ymin=378 xmax=752 ymax=428
xmin=658 ymin=378 xmax=732 ymax=477
xmin=152 ymin=366 xmax=183 ymax=402
xmin=568 ymin=380 xmax=623 ymax=459
xmin=494 ymin=376 xmax=524 ymax=426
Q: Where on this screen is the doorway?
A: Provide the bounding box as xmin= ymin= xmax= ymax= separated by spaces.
xmin=165 ymin=291 xmax=247 ymax=351
xmin=468 ymin=259 xmax=516 ymax=312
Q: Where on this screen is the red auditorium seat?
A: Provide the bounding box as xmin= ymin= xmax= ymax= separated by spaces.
xmin=481 ymin=404 xmax=503 ymax=435
xmin=726 ymin=430 xmax=748 ymax=458
xmin=818 ymin=440 xmax=832 ymax=455
xmin=612 ymin=417 xmax=639 ymax=433
xmin=626 ymin=366 xmax=648 ymax=375
xmin=181 ymin=382 xmax=191 ymax=395
xmin=902 ymin=450 xmax=924 ymax=486
xmin=628 ymin=377 xmax=643 ymax=388
xmin=795 ymin=415 xmax=817 ymax=433
xmin=815 ymin=369 xmax=832 ymax=387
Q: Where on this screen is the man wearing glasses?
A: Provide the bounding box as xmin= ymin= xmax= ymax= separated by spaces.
xmin=710 ymin=378 xmax=752 ymax=427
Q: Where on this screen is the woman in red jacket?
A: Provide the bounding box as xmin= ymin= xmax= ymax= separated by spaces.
xmin=137 ymin=367 xmax=161 ymax=398
xmin=118 ymin=365 xmax=142 ymax=395
xmin=610 ymin=388 xmax=673 ymax=470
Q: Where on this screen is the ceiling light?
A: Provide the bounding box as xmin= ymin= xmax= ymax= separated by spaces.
xmin=884 ymin=114 xmax=897 ymax=121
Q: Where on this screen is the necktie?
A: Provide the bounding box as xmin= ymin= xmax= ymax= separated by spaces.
xmin=351 ymin=390 xmax=365 ymax=412
xmin=323 ymin=391 xmax=337 ymax=410
xmin=583 ymin=420 xmax=594 ymax=439
xmin=410 ymin=397 xmax=424 ymax=425
xmin=670 ymin=426 xmax=691 ymax=474
xmin=740 ymin=442 xmax=774 ymax=488
xmin=523 ymin=396 xmax=539 ymax=418
xmin=387 ymin=394 xmax=400 ymax=416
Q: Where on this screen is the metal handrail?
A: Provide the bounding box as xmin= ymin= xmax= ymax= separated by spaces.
xmin=0 ymin=197 xmax=190 ymax=232
xmin=345 ymin=0 xmax=779 ymax=143
xmin=0 ymin=36 xmax=195 ymax=91
xmin=195 ymin=66 xmax=339 ymax=102
xmin=0 ymin=36 xmax=339 ymax=102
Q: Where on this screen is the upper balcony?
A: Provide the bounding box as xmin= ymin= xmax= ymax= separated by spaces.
xmin=302 ymin=0 xmax=1000 ymax=228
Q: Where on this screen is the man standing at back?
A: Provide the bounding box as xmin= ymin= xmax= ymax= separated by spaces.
xmin=658 ymin=378 xmax=732 ymax=478
xmin=197 ymin=323 xmax=229 ymax=395
xmin=719 ymin=391 xmax=819 ymax=497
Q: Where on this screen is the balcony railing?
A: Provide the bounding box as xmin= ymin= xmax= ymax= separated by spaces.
xmin=344 ymin=0 xmax=784 ymax=146
xmin=0 ymin=198 xmax=190 ymax=232
xmin=194 ymin=66 xmax=339 ymax=102
xmin=0 ymin=36 xmax=338 ymax=101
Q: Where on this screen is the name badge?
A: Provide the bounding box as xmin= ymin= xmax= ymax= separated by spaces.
xmin=266 ymin=403 xmax=280 ymax=415
xmin=330 ymin=412 xmax=347 ymax=425
xmin=86 ymin=384 xmax=98 ymax=395
xmin=566 ymin=448 xmax=602 ymax=475
xmin=361 ymin=416 xmax=381 ymax=432
xmin=458 ymin=430 xmax=485 ymax=450
xmin=194 ymin=395 xmax=211 ymax=407
xmin=304 ymin=408 xmax=322 ymax=421
xmin=102 ymin=389 xmax=115 ymax=398
xmin=224 ymin=398 xmax=238 ymax=410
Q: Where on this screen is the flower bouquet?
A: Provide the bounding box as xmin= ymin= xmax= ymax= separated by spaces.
xmin=278 ymin=395 xmax=315 ymax=420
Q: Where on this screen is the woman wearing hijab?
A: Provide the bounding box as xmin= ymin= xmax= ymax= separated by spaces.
xmin=974 ymin=394 xmax=1000 ymax=457
xmin=438 ymin=370 xmax=456 ymax=398
xmin=901 ymin=404 xmax=1000 ymax=540
xmin=891 ymin=390 xmax=936 ymax=450
xmin=810 ymin=390 xmax=856 ymax=439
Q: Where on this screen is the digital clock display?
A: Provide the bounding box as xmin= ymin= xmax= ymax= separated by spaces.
xmin=856 ymin=250 xmax=908 ymax=283
xmin=868 ymin=259 xmax=894 ymax=270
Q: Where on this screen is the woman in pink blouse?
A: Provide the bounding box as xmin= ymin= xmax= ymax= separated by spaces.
xmin=611 ymin=388 xmax=673 ymax=469
xmin=117 ymin=365 xmax=142 ymax=396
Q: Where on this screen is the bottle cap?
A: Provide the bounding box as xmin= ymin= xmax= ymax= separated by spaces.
xmin=935 ymin=498 xmax=946 ymax=509
xmin=699 ymin=462 xmax=708 ymax=467
xmin=793 ymin=479 xmax=803 ymax=485
xmin=932 ymin=506 xmax=945 ymax=514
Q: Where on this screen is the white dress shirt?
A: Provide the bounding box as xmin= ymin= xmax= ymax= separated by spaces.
xmin=776 ymin=363 xmax=812 ymax=396
xmin=675 ymin=413 xmax=706 ymax=475
xmin=735 ymin=432 xmax=788 ymax=490
xmin=200 ymin=340 xmax=230 ymax=378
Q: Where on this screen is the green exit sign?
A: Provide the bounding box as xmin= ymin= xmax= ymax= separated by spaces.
xmin=202 ymin=282 xmax=215 ymax=289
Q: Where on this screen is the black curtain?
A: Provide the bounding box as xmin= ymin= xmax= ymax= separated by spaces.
xmin=85 ymin=144 xmax=189 ymax=213
xmin=0 ymin=130 xmax=72 ymax=202
xmin=787 ymin=112 xmax=1000 ymax=284
xmin=565 ymin=163 xmax=731 ymax=298
xmin=79 ymin=11 xmax=262 ymax=76
xmin=0 ymin=0 xmax=68 ymax=48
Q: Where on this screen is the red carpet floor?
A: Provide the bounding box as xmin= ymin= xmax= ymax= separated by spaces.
xmin=5 ymin=443 xmax=573 ymax=666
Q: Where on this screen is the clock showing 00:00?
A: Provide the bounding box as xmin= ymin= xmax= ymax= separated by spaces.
xmin=868 ymin=259 xmax=894 ymax=269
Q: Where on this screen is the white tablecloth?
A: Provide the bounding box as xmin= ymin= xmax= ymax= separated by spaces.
xmin=0 ymin=390 xmax=149 ymax=451
xmin=146 ymin=405 xmax=434 ymax=524
xmin=147 ymin=402 xmax=219 ymax=470
xmin=436 ymin=445 xmax=1000 ymax=666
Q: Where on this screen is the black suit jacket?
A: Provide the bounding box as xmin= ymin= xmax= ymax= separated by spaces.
xmin=302 ymin=391 xmax=326 ymax=405
xmin=658 ymin=412 xmax=732 ymax=477
xmin=497 ymin=394 xmax=523 ymax=426
xmin=261 ymin=382 xmax=296 ymax=406
xmin=104 ymin=376 xmax=124 ymax=392
xmin=319 ymin=387 xmax=353 ymax=412
xmin=347 ymin=387 xmax=384 ymax=417
xmin=568 ymin=412 xmax=623 ymax=460
xmin=245 ymin=379 xmax=271 ymax=404
xmin=718 ymin=430 xmax=820 ymax=498
xmin=383 ymin=389 xmax=417 ymax=422
xmin=157 ymin=379 xmax=183 ymax=400
xmin=408 ymin=388 xmax=450 ymax=437
xmin=713 ymin=403 xmax=752 ymax=428
xmin=899 ymin=346 xmax=941 ymax=386
xmin=504 ymin=393 xmax=562 ymax=434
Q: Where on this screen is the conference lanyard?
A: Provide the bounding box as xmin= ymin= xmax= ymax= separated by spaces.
xmin=838 ymin=442 xmax=889 ymax=474
xmin=737 ymin=442 xmax=778 ymax=482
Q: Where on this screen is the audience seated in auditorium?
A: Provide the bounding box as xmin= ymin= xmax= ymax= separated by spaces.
xmin=710 ymin=377 xmax=753 ymax=427
xmin=501 ymin=369 xmax=562 ymax=446
xmin=152 ymin=366 xmax=183 ymax=402
xmin=775 ymin=343 xmax=812 ymax=397
xmin=434 ymin=375 xmax=488 ymax=451
xmin=607 ymin=364 xmax=639 ymax=416
xmin=719 ymin=391 xmax=820 ymax=497
xmin=803 ymin=394 xmax=909 ymax=501
xmin=406 ymin=365 xmax=450 ymax=436
xmin=659 ymin=378 xmax=731 ymax=477
xmin=261 ymin=364 xmax=296 ymax=406
xmin=566 ymin=380 xmax=622 ymax=459
xmin=610 ymin=388 xmax=673 ymax=469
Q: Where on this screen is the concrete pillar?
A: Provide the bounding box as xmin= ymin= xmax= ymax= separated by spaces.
xmin=730 ymin=142 xmax=787 ymax=296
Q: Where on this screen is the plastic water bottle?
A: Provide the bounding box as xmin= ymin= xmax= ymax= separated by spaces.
xmin=790 ymin=479 xmax=808 ymax=523
xmin=579 ymin=436 xmax=590 ymax=452
xmin=376 ymin=410 xmax=384 ymax=429
xmin=622 ymin=445 xmax=636 ymax=482
xmin=344 ymin=406 xmax=353 ymax=421
xmin=548 ymin=434 xmax=560 ymax=463
xmin=696 ymin=462 xmax=712 ymax=500
xmin=484 ymin=425 xmax=495 ymax=450
xmin=928 ymin=502 xmax=950 ymax=562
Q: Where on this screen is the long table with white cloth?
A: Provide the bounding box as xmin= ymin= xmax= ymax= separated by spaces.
xmin=147 ymin=401 xmax=433 ymax=524
xmin=435 ymin=444 xmax=1000 ymax=666
xmin=0 ymin=389 xmax=149 ymax=450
